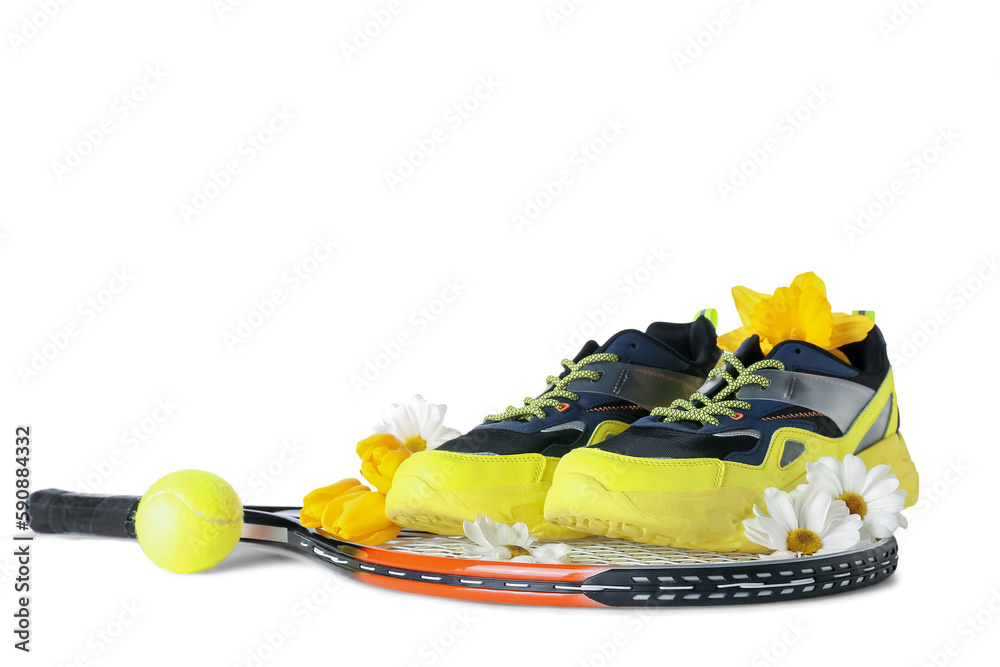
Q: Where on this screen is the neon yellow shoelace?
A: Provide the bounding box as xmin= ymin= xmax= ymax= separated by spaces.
xmin=484 ymin=353 xmax=620 ymax=422
xmin=651 ymin=352 xmax=785 ymax=426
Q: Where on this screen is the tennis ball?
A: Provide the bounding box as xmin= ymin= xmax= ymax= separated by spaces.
xmin=134 ymin=470 xmax=243 ymax=574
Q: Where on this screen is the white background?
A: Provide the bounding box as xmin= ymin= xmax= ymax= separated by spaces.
xmin=3 ymin=1 xmax=999 ymax=666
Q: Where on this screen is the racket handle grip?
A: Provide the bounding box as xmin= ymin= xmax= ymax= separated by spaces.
xmin=29 ymin=489 xmax=141 ymax=538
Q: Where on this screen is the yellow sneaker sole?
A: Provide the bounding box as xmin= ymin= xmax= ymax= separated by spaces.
xmin=385 ymin=449 xmax=588 ymax=540
xmin=544 ymin=432 xmax=918 ymax=552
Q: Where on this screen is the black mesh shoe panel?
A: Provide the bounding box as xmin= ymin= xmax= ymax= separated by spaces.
xmin=584 ymin=400 xmax=651 ymax=417
xmin=758 ymin=405 xmax=842 ymax=438
xmin=437 ymin=427 xmax=582 ymax=456
xmin=594 ymin=426 xmax=759 ymax=459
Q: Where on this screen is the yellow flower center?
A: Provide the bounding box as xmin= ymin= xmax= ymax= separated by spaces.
xmin=786 ymin=528 xmax=823 ymax=556
xmin=839 ymin=492 xmax=867 ymax=518
xmin=504 ymin=545 xmax=530 ymax=558
xmin=403 ymin=436 xmax=427 ymax=452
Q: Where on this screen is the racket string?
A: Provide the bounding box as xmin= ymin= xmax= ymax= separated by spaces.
xmin=383 ymin=532 xmax=760 ymax=566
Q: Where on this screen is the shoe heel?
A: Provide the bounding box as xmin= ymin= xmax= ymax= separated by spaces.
xmin=856 ymin=431 xmax=919 ymax=507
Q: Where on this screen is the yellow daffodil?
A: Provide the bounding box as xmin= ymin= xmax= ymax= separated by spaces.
xmin=718 ymin=272 xmax=874 ymax=362
xmin=356 ymin=433 xmax=411 ymax=493
xmin=301 ymin=478 xmax=401 ymax=546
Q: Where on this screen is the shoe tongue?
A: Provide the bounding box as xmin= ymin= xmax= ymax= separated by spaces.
xmin=571 ymin=339 xmax=600 ymax=362
xmin=732 ymin=334 xmax=766 ymax=366
xmin=594 ymin=329 xmax=661 ymax=364
xmin=664 ymin=335 xmax=764 ymax=429
xmin=705 ymin=335 xmax=764 ymax=394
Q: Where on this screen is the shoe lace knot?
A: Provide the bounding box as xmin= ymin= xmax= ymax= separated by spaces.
xmin=650 ymin=352 xmax=785 ymax=427
xmin=484 ymin=353 xmax=620 ymax=422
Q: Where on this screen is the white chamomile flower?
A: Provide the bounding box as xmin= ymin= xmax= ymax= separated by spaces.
xmin=744 ymin=487 xmax=862 ymax=559
xmin=461 ymin=514 xmax=572 ymax=564
xmin=803 ymin=453 xmax=908 ymax=542
xmin=373 ymin=395 xmax=461 ymax=452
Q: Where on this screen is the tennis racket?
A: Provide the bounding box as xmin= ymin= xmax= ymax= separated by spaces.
xmin=29 ymin=489 xmax=898 ymax=608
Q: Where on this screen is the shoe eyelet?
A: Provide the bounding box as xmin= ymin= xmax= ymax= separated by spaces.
xmin=731 ymin=412 xmax=744 ymax=420
xmin=555 ymin=402 xmax=571 ymax=412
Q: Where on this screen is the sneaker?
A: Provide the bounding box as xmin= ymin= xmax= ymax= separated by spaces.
xmin=544 ymin=324 xmax=920 ymax=551
xmin=384 ymin=313 xmax=722 ymax=539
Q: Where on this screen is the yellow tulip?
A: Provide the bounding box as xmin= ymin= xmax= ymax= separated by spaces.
xmin=300 ymin=478 xmax=401 ymax=546
xmin=356 ymin=433 xmax=411 ymax=493
xmin=718 ymin=272 xmax=874 ymax=362
xmin=301 ymin=478 xmax=365 ymax=528
xmin=323 ymin=489 xmax=401 ymax=545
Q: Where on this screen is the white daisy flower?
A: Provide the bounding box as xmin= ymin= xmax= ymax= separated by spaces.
xmin=461 ymin=514 xmax=572 ymax=564
xmin=744 ymin=487 xmax=862 ymax=559
xmin=373 ymin=395 xmax=462 ymax=452
xmin=802 ymin=453 xmax=908 ymax=542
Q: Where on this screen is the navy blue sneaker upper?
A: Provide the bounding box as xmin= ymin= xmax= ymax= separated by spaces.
xmin=593 ymin=327 xmax=893 ymax=465
xmin=438 ymin=318 xmax=721 ymax=458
